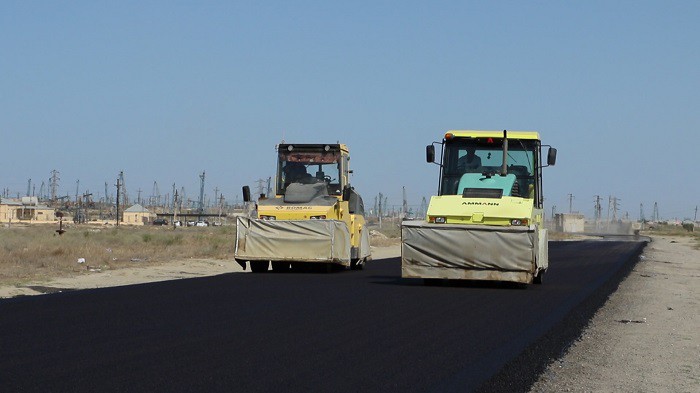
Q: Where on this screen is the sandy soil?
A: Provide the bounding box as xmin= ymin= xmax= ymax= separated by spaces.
xmin=0 ymin=244 xmax=401 ymax=298
xmin=531 ymin=235 xmax=700 ymax=392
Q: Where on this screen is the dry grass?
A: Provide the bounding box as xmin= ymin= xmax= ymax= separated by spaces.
xmin=368 ymin=222 xmax=402 ymax=247
xmin=642 ymin=224 xmax=700 ymax=249
xmin=1 ymin=220 xmax=409 ymax=286
xmin=0 ymin=224 xmax=236 ymax=285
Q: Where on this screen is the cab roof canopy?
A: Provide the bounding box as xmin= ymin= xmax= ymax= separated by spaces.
xmin=277 ymin=143 xmax=348 ymax=152
xmin=445 ymin=130 xmax=540 ymax=140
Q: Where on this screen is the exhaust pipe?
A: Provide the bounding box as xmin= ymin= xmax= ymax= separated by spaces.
xmin=500 ymin=130 xmax=508 ymax=176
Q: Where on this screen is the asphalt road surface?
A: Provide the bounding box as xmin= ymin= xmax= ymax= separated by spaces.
xmin=0 ymin=240 xmax=646 ymax=393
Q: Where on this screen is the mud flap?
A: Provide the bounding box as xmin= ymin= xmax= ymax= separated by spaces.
xmin=234 ymin=259 xmax=247 ymax=270
xmin=401 ymin=221 xmax=537 ymax=283
xmin=234 ymin=217 xmax=352 ymax=265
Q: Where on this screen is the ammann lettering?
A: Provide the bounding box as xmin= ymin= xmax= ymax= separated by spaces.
xmin=462 ymin=202 xmax=499 ymax=206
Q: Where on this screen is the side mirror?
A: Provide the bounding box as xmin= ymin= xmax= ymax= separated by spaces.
xmin=426 ymin=145 xmax=435 ymax=163
xmin=342 ymin=186 xmax=352 ymax=202
xmin=242 ymin=186 xmax=251 ymax=202
xmin=547 ymin=147 xmax=557 ymax=166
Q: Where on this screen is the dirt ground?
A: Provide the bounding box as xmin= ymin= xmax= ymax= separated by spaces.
xmin=2 ymin=236 xmax=698 ymax=392
xmin=0 ymin=244 xmax=401 ymax=298
xmin=531 ymin=235 xmax=700 ymax=392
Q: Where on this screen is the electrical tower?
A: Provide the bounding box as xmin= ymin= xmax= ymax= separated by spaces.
xmin=419 ymin=197 xmax=428 ymax=219
xmin=611 ymin=197 xmax=620 ymax=222
xmin=26 ymin=179 xmax=31 ymax=197
xmin=652 ymin=202 xmax=659 ymax=221
xmin=639 ymin=203 xmax=645 ymax=222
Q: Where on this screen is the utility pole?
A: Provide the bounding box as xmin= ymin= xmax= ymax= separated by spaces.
xmin=198 ymin=171 xmax=206 ymax=217
xmin=402 ymin=186 xmax=408 ymax=219
xmin=378 ymin=192 xmax=383 ymax=228
xmin=75 ymin=179 xmax=80 ymax=203
xmin=173 ymin=190 xmax=179 ymax=228
xmin=115 ymin=176 xmax=121 ymax=226
xmin=695 ymin=206 xmax=698 ymax=222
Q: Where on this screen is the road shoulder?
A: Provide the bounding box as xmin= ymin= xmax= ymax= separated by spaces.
xmin=530 ymin=235 xmax=700 ymax=392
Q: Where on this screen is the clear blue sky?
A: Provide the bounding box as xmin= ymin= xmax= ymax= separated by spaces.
xmin=2 ymin=1 xmax=698 ymax=220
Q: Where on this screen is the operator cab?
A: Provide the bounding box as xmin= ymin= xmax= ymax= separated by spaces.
xmin=276 ymin=144 xmax=347 ymax=197
xmin=427 ymin=132 xmax=555 ymax=209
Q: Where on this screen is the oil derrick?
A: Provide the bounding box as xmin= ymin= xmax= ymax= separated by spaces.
xmin=118 ymin=171 xmax=129 ymax=208
xmin=180 ymin=187 xmax=187 ymax=209
xmin=50 ymin=170 xmax=60 ymax=203
xmin=149 ymin=181 xmax=161 ymax=208
xmin=74 ymin=191 xmax=93 ymax=223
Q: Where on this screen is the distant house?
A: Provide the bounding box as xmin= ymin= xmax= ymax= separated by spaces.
xmin=123 ymin=204 xmax=155 ymax=225
xmin=0 ymin=197 xmax=56 ymax=223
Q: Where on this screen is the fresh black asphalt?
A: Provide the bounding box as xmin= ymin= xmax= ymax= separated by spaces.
xmin=0 ymin=240 xmax=646 ymax=392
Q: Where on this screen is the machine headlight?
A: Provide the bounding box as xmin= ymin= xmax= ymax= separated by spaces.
xmin=260 ymin=215 xmax=276 ymax=220
xmin=510 ymin=219 xmax=528 ymax=226
xmin=310 ymin=215 xmax=326 ymax=219
xmin=431 ymin=216 xmax=446 ymax=224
